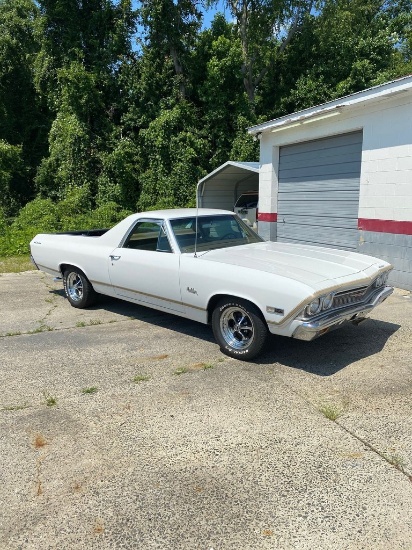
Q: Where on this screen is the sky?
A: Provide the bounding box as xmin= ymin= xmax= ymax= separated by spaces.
xmin=201 ymin=0 xmax=228 ymax=29
xmin=131 ymin=0 xmax=229 ymax=31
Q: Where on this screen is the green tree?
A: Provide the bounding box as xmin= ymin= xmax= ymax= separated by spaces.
xmin=0 ymin=0 xmax=46 ymax=210
xmin=139 ymin=0 xmax=202 ymax=100
xmin=195 ymin=17 xmax=254 ymax=168
xmin=137 ymin=102 xmax=209 ymax=210
xmin=273 ymin=0 xmax=412 ymax=114
xmin=34 ymin=0 xmax=136 ymax=201
xmin=208 ymin=0 xmax=316 ymax=109
xmin=0 ymin=141 xmax=25 ymax=216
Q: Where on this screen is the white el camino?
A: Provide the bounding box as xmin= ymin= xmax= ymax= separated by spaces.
xmin=30 ymin=208 xmax=393 ymax=360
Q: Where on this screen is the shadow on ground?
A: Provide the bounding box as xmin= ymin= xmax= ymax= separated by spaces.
xmin=49 ymin=288 xmax=401 ymax=376
xmin=257 ymin=318 xmax=400 ymax=375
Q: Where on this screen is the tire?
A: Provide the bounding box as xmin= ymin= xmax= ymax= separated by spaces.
xmin=63 ymin=268 xmax=96 ymax=309
xmin=212 ymin=298 xmax=268 ymax=360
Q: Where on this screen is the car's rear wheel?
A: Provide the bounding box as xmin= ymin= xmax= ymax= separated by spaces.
xmin=63 ymin=268 xmax=96 ymax=308
xmin=212 ymin=298 xmax=268 ymax=360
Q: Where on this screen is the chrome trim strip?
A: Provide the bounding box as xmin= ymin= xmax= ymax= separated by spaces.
xmin=89 ymin=278 xmax=206 ymax=312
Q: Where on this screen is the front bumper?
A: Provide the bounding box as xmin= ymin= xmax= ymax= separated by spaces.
xmin=292 ymin=286 xmax=393 ymax=342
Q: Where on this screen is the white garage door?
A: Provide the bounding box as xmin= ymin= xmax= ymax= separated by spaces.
xmin=277 ymin=131 xmax=362 ymax=250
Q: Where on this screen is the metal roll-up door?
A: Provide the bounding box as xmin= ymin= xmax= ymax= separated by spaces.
xmin=277 ymin=131 xmax=362 ymax=250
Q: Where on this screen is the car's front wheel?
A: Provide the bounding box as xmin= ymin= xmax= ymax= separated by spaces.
xmin=63 ymin=268 xmax=96 ymax=309
xmin=212 ymin=298 xmax=268 ymax=360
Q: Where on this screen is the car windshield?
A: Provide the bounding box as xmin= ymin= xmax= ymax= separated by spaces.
xmin=170 ymin=214 xmax=263 ymax=253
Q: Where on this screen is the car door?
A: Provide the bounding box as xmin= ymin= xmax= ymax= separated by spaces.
xmin=108 ymin=218 xmax=184 ymax=313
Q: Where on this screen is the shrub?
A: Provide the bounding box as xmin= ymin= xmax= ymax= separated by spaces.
xmin=0 ymin=195 xmax=134 ymax=257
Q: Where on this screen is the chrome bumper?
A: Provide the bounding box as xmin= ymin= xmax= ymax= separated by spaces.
xmin=292 ymin=286 xmax=393 ymax=342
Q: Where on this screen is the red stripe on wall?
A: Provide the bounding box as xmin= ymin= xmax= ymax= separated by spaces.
xmin=358 ymin=218 xmax=412 ymax=235
xmin=258 ymin=213 xmax=278 ymax=222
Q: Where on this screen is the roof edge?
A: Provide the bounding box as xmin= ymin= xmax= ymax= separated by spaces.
xmin=197 ymin=161 xmax=260 ymax=186
xmin=248 ymin=74 xmax=412 ymax=135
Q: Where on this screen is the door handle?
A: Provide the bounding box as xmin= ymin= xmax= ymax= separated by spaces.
xmin=110 ymin=255 xmax=121 ymax=261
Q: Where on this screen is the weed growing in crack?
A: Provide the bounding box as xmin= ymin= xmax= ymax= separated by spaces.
xmin=133 ymin=374 xmax=151 ymax=383
xmin=174 ymin=367 xmax=189 ymax=376
xmin=43 ymin=391 xmax=57 ymax=407
xmin=318 ymin=403 xmax=343 ymax=421
xmin=81 ymin=387 xmax=98 ymax=394
xmin=202 ymin=363 xmax=214 ymax=370
xmin=2 ymin=403 xmax=29 ymax=411
xmin=29 ymin=324 xmax=53 ymax=334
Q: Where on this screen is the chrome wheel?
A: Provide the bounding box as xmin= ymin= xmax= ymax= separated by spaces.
xmin=66 ymin=272 xmax=84 ymax=303
xmin=63 ymin=268 xmax=97 ymax=309
xmin=219 ymin=306 xmax=255 ymax=350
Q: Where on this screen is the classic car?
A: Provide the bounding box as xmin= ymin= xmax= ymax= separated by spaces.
xmin=30 ymin=208 xmax=393 ymax=360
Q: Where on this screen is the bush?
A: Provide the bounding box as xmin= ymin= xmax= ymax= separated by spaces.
xmin=11 ymin=197 xmax=59 ymax=233
xmin=0 ymin=196 xmax=133 ymax=257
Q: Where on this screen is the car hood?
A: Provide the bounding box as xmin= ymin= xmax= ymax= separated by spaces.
xmin=198 ymin=241 xmax=388 ymax=287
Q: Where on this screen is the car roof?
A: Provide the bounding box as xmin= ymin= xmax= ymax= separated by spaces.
xmin=129 ymin=208 xmax=235 ymax=221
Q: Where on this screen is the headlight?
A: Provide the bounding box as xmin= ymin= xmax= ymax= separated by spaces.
xmin=306 ymin=298 xmax=321 ymax=316
xmin=322 ymin=292 xmax=335 ymax=310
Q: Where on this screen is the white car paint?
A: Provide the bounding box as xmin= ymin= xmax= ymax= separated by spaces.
xmin=30 ymin=208 xmax=393 ymax=354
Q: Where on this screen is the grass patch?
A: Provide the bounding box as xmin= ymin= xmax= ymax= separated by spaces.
xmin=2 ymin=331 xmax=22 ymax=337
xmin=29 ymin=324 xmax=53 ymax=334
xmin=0 ymin=255 xmax=36 ymax=273
xmin=76 ymin=320 xmax=102 ymax=328
xmin=43 ymin=391 xmax=57 ymax=407
xmin=81 ymin=386 xmax=98 ymax=394
xmin=2 ymin=403 xmax=29 ymax=411
xmin=133 ymin=374 xmax=151 ymax=383
xmin=202 ymin=363 xmax=214 ymax=370
xmin=318 ymin=403 xmax=343 ymax=421
xmin=173 ymin=367 xmax=189 ymax=376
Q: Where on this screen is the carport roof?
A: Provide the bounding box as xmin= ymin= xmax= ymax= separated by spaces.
xmin=248 ymin=74 xmax=412 ymax=135
xmin=198 ymin=161 xmax=259 ymax=185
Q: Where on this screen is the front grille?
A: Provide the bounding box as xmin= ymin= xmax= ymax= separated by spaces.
xmin=332 ymin=286 xmax=369 ymax=308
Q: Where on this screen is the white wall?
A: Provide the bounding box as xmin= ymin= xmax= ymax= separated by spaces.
xmin=258 ymin=92 xmax=412 ymax=224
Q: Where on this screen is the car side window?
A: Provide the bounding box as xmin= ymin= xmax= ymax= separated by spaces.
xmin=123 ymin=220 xmax=172 ymax=253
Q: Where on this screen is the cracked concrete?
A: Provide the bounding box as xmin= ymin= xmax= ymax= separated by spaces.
xmin=0 ymin=272 xmax=411 ymax=549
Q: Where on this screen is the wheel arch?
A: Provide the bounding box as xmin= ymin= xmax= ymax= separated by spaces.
xmin=206 ymin=293 xmax=267 ymax=325
xmin=59 ymin=263 xmax=94 ymax=287
xmin=60 ymin=262 xmax=85 ymax=276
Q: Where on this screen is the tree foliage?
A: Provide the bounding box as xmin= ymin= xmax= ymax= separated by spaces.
xmin=0 ymin=0 xmax=412 ymax=250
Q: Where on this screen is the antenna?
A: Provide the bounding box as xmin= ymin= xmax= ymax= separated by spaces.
xmin=194 ymin=202 xmax=199 ymax=258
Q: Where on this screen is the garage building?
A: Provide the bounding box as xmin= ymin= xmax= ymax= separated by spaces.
xmin=248 ymin=75 xmax=412 ymax=291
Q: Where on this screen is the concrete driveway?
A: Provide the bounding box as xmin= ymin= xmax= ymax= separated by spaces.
xmin=0 ymin=271 xmax=411 ymax=549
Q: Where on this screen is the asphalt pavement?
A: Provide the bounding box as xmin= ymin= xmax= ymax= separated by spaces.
xmin=0 ymin=270 xmax=411 ymax=549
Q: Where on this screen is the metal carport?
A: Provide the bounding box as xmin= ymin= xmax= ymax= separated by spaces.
xmin=197 ymin=161 xmax=259 ymax=210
